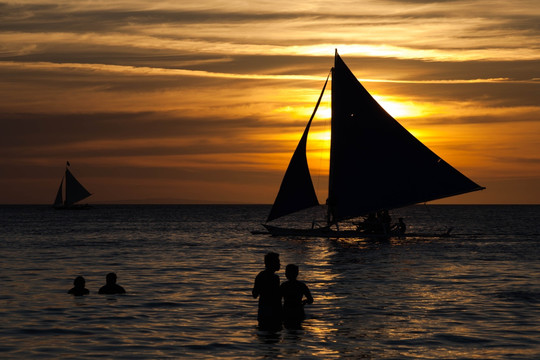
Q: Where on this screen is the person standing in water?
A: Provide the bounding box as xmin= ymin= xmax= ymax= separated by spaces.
xmin=252 ymin=252 xmax=282 ymax=331
xmin=280 ymin=264 xmax=313 ymax=329
xmin=98 ymin=272 xmax=126 ymax=294
xmin=68 ymin=276 xmax=89 ymax=296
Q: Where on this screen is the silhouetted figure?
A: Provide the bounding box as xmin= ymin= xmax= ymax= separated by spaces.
xmin=361 ymin=212 xmax=378 ymax=233
xmin=378 ymin=210 xmax=392 ymax=234
xmin=98 ymin=272 xmax=126 ymax=294
xmin=280 ymin=264 xmax=313 ymax=329
xmin=68 ymin=276 xmax=89 ymax=296
xmin=252 ymin=252 xmax=282 ymax=331
xmin=392 ymin=217 xmax=406 ymax=235
xmin=326 ymin=198 xmax=338 ymax=227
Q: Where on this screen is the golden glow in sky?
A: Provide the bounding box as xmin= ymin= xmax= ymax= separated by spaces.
xmin=0 ymin=0 xmax=539 ymax=204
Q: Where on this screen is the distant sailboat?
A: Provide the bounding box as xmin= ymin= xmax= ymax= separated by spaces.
xmin=262 ymin=51 xmax=485 ymax=237
xmin=53 ymin=162 xmax=92 ymax=209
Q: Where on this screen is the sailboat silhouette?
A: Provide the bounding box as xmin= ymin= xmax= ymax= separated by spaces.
xmin=262 ymin=51 xmax=484 ymax=237
xmin=53 ymin=162 xmax=92 ymax=209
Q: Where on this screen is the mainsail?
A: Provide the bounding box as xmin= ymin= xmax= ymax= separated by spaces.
xmin=65 ymin=168 xmax=92 ymax=206
xmin=267 ymin=51 xmax=484 ymax=225
xmin=327 ymin=53 xmax=484 ymax=222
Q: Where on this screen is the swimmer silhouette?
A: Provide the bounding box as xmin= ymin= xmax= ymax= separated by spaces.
xmin=98 ymin=272 xmax=126 ymax=294
xmin=252 ymin=252 xmax=282 ymax=331
xmin=280 ymin=264 xmax=313 ymax=329
xmin=68 ymin=276 xmax=89 ymax=296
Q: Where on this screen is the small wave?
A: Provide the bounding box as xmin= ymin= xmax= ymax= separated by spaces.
xmin=141 ymin=301 xmax=185 ymax=308
xmin=0 ymin=345 xmax=17 ymax=353
xmin=19 ymin=328 xmax=94 ymax=336
xmin=496 ymin=290 xmax=540 ymax=304
xmin=434 ymin=333 xmax=493 ymax=344
xmin=182 ymin=343 xmax=245 ymax=351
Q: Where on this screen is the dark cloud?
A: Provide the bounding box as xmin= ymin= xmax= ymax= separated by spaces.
xmin=0 ymin=111 xmax=260 ymax=146
xmin=493 ymin=156 xmax=540 ymax=165
xmin=371 ymin=80 xmax=540 ymax=108
xmin=414 ymin=111 xmax=539 ymax=126
xmin=2 ymin=2 xmax=538 ymax=42
xmin=0 ymin=4 xmax=319 ymax=33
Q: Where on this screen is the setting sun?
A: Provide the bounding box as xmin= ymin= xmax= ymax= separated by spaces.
xmin=374 ymin=96 xmax=427 ymax=119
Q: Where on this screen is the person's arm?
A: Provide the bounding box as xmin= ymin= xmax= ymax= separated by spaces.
xmin=252 ymin=274 xmax=260 ymax=298
xmin=302 ymin=283 xmax=313 ymax=305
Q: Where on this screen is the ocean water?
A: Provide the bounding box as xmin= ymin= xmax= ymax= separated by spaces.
xmin=0 ymin=204 xmax=539 ymax=359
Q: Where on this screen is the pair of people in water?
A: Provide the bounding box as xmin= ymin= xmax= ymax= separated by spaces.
xmin=252 ymin=252 xmax=313 ymax=331
xmin=68 ymin=272 xmax=126 ymax=296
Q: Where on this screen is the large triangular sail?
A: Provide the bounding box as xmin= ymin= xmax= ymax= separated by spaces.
xmin=266 ymin=73 xmax=330 ymax=222
xmin=65 ymin=167 xmax=92 ymax=206
xmin=327 ymin=53 xmax=484 ymax=222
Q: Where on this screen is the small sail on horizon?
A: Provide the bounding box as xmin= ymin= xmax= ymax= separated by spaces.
xmin=265 ymin=51 xmax=484 ymax=230
xmin=53 ymin=162 xmax=92 ymax=209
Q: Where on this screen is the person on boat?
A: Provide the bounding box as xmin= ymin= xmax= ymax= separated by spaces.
xmin=68 ymin=276 xmax=89 ymax=296
xmin=252 ymin=252 xmax=282 ymax=331
xmin=280 ymin=264 xmax=313 ymax=329
xmin=325 ymin=198 xmax=339 ymax=229
xmin=392 ymin=217 xmax=406 ymax=235
xmin=98 ymin=272 xmax=126 ymax=295
xmin=361 ymin=212 xmax=378 ymax=233
xmin=377 ymin=210 xmax=392 ymax=234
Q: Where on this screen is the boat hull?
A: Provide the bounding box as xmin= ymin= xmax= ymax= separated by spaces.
xmin=54 ymin=204 xmax=92 ymax=210
xmin=260 ymin=224 xmax=450 ymax=239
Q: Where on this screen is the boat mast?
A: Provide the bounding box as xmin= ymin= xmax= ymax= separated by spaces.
xmin=326 ymin=51 xmax=338 ymax=226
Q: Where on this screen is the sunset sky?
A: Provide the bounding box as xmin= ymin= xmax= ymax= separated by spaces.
xmin=1 ymin=0 xmax=539 ymax=204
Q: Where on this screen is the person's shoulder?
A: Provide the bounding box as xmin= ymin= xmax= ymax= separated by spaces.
xmin=254 ymin=270 xmax=265 ymax=280
xmin=98 ymin=285 xmax=112 ymax=294
xmin=99 ymin=284 xmax=126 ymax=294
xmin=280 ymin=280 xmax=295 ymax=291
xmin=289 ymin=280 xmax=308 ymax=289
xmin=68 ymin=288 xmax=89 ymax=295
xmin=256 ymin=269 xmax=276 ymax=279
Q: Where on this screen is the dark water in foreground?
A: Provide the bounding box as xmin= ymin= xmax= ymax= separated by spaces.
xmin=0 ymin=205 xmax=539 ymax=359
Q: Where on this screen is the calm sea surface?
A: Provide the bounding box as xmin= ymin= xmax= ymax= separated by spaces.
xmin=0 ymin=205 xmax=539 ymax=359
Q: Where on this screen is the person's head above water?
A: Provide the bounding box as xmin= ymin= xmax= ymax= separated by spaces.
xmin=264 ymin=252 xmax=280 ymax=272
xmin=285 ymin=264 xmax=299 ymax=281
xmin=106 ymin=272 xmax=117 ymax=285
xmin=73 ymin=276 xmax=86 ymax=288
